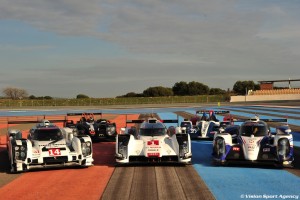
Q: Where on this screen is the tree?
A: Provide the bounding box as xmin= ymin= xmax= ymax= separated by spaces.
xmin=76 ymin=94 xmax=89 ymax=99
xmin=29 ymin=95 xmax=36 ymax=99
xmin=172 ymin=81 xmax=189 ymax=96
xmin=187 ymin=81 xmax=209 ymax=95
xmin=44 ymin=96 xmax=53 ymax=99
xmin=209 ymin=88 xmax=226 ymax=95
xmin=143 ymin=86 xmax=173 ymax=97
xmin=2 ymin=87 xmax=28 ymax=99
xmin=233 ymin=80 xmax=260 ymax=95
xmin=117 ymin=92 xmax=143 ymax=98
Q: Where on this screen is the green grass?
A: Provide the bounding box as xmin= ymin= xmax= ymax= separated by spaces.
xmin=0 ymin=95 xmax=227 ymax=108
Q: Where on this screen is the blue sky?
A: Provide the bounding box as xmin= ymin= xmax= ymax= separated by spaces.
xmin=0 ymin=0 xmax=300 ymax=98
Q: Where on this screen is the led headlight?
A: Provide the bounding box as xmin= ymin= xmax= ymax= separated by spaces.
xmin=216 ymin=138 xmax=225 ymax=155
xmin=107 ymin=126 xmax=116 ymax=136
xmin=278 ymin=138 xmax=290 ymax=157
xmin=20 ymin=152 xmax=26 ymax=158
xmin=81 ymin=142 xmax=92 ymax=157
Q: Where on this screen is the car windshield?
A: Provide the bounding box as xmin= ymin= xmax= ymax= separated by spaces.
xmin=33 ymin=128 xmax=64 ymax=141
xmin=181 ymin=122 xmax=191 ymax=128
xmin=240 ymin=123 xmax=267 ymax=137
xmin=140 ymin=128 xmax=166 ymax=136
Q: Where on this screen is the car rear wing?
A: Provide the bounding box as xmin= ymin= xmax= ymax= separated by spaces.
xmin=196 ymin=110 xmax=230 ymax=114
xmin=67 ymin=112 xmax=102 ymax=117
xmin=126 ymin=119 xmax=178 ymax=124
xmin=227 ymin=118 xmax=288 ymax=123
xmin=7 ymin=119 xmax=67 ymax=124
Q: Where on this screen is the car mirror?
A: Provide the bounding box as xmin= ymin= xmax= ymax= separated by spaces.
xmin=167 ymin=126 xmax=176 ymax=136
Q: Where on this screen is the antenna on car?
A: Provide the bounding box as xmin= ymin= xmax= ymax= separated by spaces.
xmin=285 ymin=114 xmax=289 ymax=126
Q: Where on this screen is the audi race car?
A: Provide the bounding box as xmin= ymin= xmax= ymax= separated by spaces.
xmin=65 ymin=112 xmax=117 ymax=141
xmin=179 ymin=110 xmax=230 ymax=139
xmin=212 ymin=116 xmax=294 ymax=167
xmin=115 ymin=117 xmax=192 ymax=165
xmin=7 ymin=119 xmax=93 ymax=173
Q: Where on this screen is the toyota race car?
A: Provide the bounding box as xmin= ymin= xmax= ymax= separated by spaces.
xmin=116 ymin=117 xmax=192 ymax=164
xmin=65 ymin=112 xmax=117 ymax=141
xmin=179 ymin=110 xmax=230 ymax=139
xmin=7 ymin=119 xmax=94 ymax=173
xmin=212 ymin=116 xmax=294 ymax=167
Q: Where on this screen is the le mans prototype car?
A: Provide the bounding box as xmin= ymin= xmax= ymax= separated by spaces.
xmin=212 ymin=116 xmax=294 ymax=167
xmin=115 ymin=117 xmax=192 ymax=164
xmin=179 ymin=110 xmax=230 ymax=139
xmin=65 ymin=112 xmax=117 ymax=141
xmin=7 ymin=119 xmax=94 ymax=173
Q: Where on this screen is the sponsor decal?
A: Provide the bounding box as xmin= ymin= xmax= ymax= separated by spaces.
xmin=147 ymin=153 xmax=160 ymax=157
xmin=232 ymin=147 xmax=240 ymax=151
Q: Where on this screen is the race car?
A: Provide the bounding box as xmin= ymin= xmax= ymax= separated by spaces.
xmin=179 ymin=110 xmax=229 ymax=139
xmin=65 ymin=112 xmax=117 ymax=141
xmin=6 ymin=119 xmax=93 ymax=173
xmin=115 ymin=117 xmax=192 ymax=164
xmin=212 ymin=116 xmax=294 ymax=167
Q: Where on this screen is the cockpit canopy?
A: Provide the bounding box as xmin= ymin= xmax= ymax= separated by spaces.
xmin=31 ymin=128 xmax=64 ymax=141
xmin=139 ymin=119 xmax=167 ymax=136
xmin=240 ymin=121 xmax=268 ymax=137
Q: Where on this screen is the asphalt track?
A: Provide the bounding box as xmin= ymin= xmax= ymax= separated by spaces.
xmin=0 ymin=104 xmax=299 ymax=200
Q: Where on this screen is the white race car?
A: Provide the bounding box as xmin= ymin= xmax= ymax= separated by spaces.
xmin=179 ymin=110 xmax=230 ymax=139
xmin=7 ymin=119 xmax=94 ymax=173
xmin=212 ymin=116 xmax=294 ymax=167
xmin=116 ymin=118 xmax=192 ymax=164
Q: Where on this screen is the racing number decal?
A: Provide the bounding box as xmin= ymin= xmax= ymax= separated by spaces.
xmin=147 ymin=140 xmax=159 ymax=146
xmin=48 ymin=148 xmax=61 ymax=156
xmin=190 ymin=129 xmax=197 ymax=134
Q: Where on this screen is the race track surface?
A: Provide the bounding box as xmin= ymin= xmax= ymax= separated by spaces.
xmin=0 ymin=104 xmax=299 ymax=200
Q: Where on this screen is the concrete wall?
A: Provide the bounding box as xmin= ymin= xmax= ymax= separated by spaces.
xmin=230 ymin=94 xmax=300 ymax=102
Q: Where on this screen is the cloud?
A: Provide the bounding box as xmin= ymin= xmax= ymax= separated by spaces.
xmin=0 ymin=0 xmax=102 ymax=36
xmin=1 ymin=0 xmax=300 ymax=97
xmin=0 ymin=44 xmax=53 ymax=51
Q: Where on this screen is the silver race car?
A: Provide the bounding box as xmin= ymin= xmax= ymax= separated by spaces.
xmin=116 ymin=117 xmax=192 ymax=164
xmin=7 ymin=119 xmax=94 ymax=173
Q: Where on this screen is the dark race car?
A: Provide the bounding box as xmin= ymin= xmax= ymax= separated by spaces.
xmin=65 ymin=112 xmax=117 ymax=141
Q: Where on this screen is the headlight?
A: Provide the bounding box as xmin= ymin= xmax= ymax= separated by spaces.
xmin=280 ymin=139 xmax=287 ymax=146
xmin=20 ymin=152 xmax=26 ymax=158
xmin=107 ymin=126 xmax=116 ymax=136
xmin=14 ymin=145 xmax=27 ymax=160
xmin=278 ymin=138 xmax=290 ymax=157
xmin=179 ymin=140 xmax=189 ymax=157
xmin=82 ymin=142 xmax=92 ymax=156
xmin=216 ymin=138 xmax=225 ymax=155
